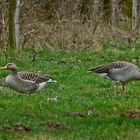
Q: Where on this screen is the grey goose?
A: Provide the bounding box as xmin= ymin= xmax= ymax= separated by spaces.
xmin=0 ymin=63 xmax=57 ymax=93
xmin=88 ymin=61 xmax=140 ymax=95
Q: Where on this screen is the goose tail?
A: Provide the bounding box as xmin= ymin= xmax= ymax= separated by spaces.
xmin=45 ymin=75 xmax=57 ymax=83
xmin=47 ymin=79 xmax=57 ymax=83
xmin=88 ymin=65 xmax=109 ymax=78
xmin=88 ymin=65 xmax=109 ymax=73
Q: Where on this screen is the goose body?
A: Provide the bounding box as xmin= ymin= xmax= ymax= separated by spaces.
xmin=89 ymin=61 xmax=140 ymax=95
xmin=1 ymin=63 xmax=57 ymax=93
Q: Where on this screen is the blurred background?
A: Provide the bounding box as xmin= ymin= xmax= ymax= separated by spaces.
xmin=0 ymin=0 xmax=140 ymax=50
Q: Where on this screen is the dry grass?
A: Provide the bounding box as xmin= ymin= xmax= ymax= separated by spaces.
xmin=19 ymin=0 xmax=132 ymax=50
xmin=21 ymin=20 xmax=132 ymax=50
xmin=0 ymin=0 xmax=133 ymax=50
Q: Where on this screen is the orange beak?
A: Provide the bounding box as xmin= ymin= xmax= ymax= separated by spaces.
xmin=0 ymin=65 xmax=8 ymax=70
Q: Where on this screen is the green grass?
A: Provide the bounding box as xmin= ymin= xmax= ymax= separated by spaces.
xmin=0 ymin=44 xmax=140 ymax=140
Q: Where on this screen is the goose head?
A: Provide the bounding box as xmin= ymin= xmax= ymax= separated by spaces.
xmin=0 ymin=63 xmax=18 ymax=73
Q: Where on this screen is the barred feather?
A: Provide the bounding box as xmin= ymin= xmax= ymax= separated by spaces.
xmin=18 ymin=72 xmax=51 ymax=84
xmin=1 ymin=63 xmax=55 ymax=93
xmin=89 ymin=61 xmax=140 ymax=83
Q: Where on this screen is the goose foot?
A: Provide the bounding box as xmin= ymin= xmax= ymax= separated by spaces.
xmin=122 ymin=83 xmax=126 ymax=95
xmin=114 ymin=83 xmax=117 ymax=96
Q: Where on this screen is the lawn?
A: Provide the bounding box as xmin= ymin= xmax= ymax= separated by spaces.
xmin=0 ymin=44 xmax=140 ymax=140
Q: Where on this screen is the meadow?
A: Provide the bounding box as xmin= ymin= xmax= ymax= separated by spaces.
xmin=0 ymin=43 xmax=140 ymax=140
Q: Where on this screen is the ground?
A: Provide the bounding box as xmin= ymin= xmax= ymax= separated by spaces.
xmin=0 ymin=44 xmax=140 ymax=140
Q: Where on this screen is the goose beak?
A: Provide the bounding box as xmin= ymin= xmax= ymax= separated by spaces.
xmin=0 ymin=65 xmax=7 ymax=70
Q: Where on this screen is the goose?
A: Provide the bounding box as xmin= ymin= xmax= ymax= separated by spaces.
xmin=0 ymin=63 xmax=57 ymax=93
xmin=88 ymin=61 xmax=140 ymax=95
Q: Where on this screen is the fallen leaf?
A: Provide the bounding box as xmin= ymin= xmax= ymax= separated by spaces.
xmin=65 ymin=112 xmax=86 ymax=118
xmin=47 ymin=120 xmax=62 ymax=128
xmin=2 ymin=124 xmax=31 ymax=132
xmin=47 ymin=120 xmax=72 ymax=130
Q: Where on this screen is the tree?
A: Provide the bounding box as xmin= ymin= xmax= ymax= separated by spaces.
xmin=132 ymin=0 xmax=137 ymax=33
xmin=9 ymin=0 xmax=20 ymax=50
xmin=103 ymin=0 xmax=112 ymax=23
xmin=92 ymin=0 xmax=103 ymax=22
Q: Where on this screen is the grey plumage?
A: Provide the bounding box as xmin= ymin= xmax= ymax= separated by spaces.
xmin=1 ymin=63 xmax=57 ymax=93
xmin=89 ymin=61 xmax=140 ymax=82
xmin=18 ymin=72 xmax=51 ymax=84
xmin=89 ymin=61 xmax=140 ymax=95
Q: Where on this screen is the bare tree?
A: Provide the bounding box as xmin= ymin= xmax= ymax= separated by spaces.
xmin=103 ymin=0 xmax=112 ymax=23
xmin=14 ymin=0 xmax=20 ymax=50
xmin=0 ymin=1 xmax=6 ymax=48
xmin=111 ymin=0 xmax=118 ymax=24
xmin=92 ymin=0 xmax=103 ymax=22
xmin=9 ymin=0 xmax=20 ymax=50
xmin=132 ymin=0 xmax=137 ymax=33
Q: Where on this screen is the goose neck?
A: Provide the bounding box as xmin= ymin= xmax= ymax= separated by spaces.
xmin=12 ymin=69 xmax=17 ymax=74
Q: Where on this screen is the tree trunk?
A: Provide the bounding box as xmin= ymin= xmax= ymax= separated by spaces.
xmin=103 ymin=0 xmax=112 ymax=24
xmin=124 ymin=0 xmax=132 ymax=18
xmin=14 ymin=0 xmax=20 ymax=50
xmin=9 ymin=0 xmax=16 ymax=47
xmin=92 ymin=0 xmax=103 ymax=22
xmin=132 ymin=0 xmax=137 ymax=33
xmin=9 ymin=0 xmax=20 ymax=50
xmin=111 ymin=0 xmax=116 ymax=24
xmin=0 ymin=0 xmax=6 ymax=48
xmin=138 ymin=0 xmax=140 ymax=30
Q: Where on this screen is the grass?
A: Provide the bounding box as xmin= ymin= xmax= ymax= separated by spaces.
xmin=0 ymin=44 xmax=140 ymax=140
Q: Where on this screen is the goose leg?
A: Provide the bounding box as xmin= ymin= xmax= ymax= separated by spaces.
xmin=122 ymin=83 xmax=126 ymax=95
xmin=114 ymin=83 xmax=117 ymax=95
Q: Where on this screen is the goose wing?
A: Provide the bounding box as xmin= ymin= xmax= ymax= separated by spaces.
xmin=18 ymin=78 xmax=38 ymax=92
xmin=109 ymin=61 xmax=136 ymax=69
xmin=89 ymin=61 xmax=138 ymax=74
xmin=6 ymin=74 xmax=38 ymax=92
xmin=89 ymin=61 xmax=139 ymax=82
xmin=108 ymin=61 xmax=139 ymax=82
xmin=88 ymin=61 xmax=127 ymax=74
xmin=108 ymin=61 xmax=139 ymax=73
xmin=17 ymin=72 xmax=51 ymax=84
